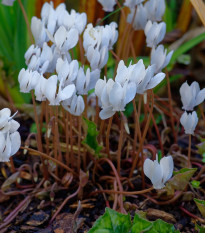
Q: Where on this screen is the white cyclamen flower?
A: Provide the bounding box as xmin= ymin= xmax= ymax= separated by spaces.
xmin=124 ymin=0 xmax=144 ymax=8
xmin=0 ymin=132 xmax=21 ymax=162
xmin=127 ymin=4 xmax=148 ymax=30
xmin=0 ymin=108 xmax=20 ymax=134
xmin=18 ymin=69 xmax=41 ymax=93
xmin=62 ymin=94 xmax=85 ymax=116
xmin=57 ymin=8 xmax=87 ymax=35
xmin=151 ymin=45 xmax=173 ymax=73
xmin=1 ymin=0 xmax=15 ymax=6
xmin=31 ymin=17 xmax=47 ymax=47
xmin=180 ymin=81 xmax=205 ymax=111
xmin=83 ymin=23 xmax=118 ymax=70
xmin=86 ymin=46 xmax=109 ymax=70
xmin=75 ymin=67 xmax=100 ymax=95
xmin=143 ymin=155 xmax=174 ymax=189
xmin=25 ymin=43 xmax=53 ymax=74
xmin=48 ymin=25 xmax=79 ymax=53
xmin=180 ymin=111 xmax=198 ymax=135
xmin=0 ymin=108 xmax=21 ymax=162
xmin=135 ymin=64 xmax=165 ymax=94
xmin=144 ymin=0 xmax=165 ymax=22
xmin=97 ymin=0 xmax=116 ymax=12
xmin=144 ymin=21 xmax=166 ymax=48
xmin=95 ymin=78 xmax=136 ymax=119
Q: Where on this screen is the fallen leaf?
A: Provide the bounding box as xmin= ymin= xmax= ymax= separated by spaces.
xmin=26 ymin=211 xmax=49 ymax=226
xmin=146 ymin=208 xmax=176 ymax=224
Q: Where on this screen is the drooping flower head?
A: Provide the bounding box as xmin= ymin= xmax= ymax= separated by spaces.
xmin=180 ymin=111 xmax=198 ymax=135
xmin=144 ymin=20 xmax=166 ymax=48
xmin=151 ymin=45 xmax=173 ymax=73
xmin=180 ymin=81 xmax=205 ymax=111
xmin=143 ymin=155 xmax=174 ymax=189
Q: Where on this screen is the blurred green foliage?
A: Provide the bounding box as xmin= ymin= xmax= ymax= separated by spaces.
xmin=0 ymin=0 xmax=36 ymax=103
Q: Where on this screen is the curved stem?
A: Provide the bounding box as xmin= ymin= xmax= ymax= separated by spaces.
xmin=49 ymin=185 xmax=81 ymax=224
xmin=106 ymin=116 xmax=113 ymax=159
xmin=21 ymin=147 xmax=76 ymax=175
xmin=91 ymin=187 xmax=153 ymax=196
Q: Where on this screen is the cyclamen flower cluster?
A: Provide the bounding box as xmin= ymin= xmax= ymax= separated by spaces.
xmin=124 ymin=0 xmax=173 ymax=74
xmin=180 ymin=82 xmax=205 ymax=135
xmin=83 ymin=23 xmax=118 ymax=70
xmin=0 ymin=108 xmax=21 ymax=162
xmin=95 ymin=59 xmax=165 ymax=119
xmin=18 ymin=2 xmax=101 ymax=116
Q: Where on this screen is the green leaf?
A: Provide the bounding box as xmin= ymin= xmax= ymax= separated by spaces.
xmin=170 ymin=33 xmax=205 ymax=64
xmin=195 ymin=224 xmax=205 ymax=233
xmin=146 ymin=219 xmax=179 ymax=233
xmin=194 ymin=198 xmax=205 ymax=218
xmin=88 ymin=208 xmax=132 ymax=233
xmin=82 ymin=118 xmax=102 ymax=156
xmin=124 ymin=102 xmax=134 ymax=118
xmin=191 ymin=180 xmax=201 ymax=189
xmin=166 ymin=168 xmax=197 ymax=194
xmin=131 ymin=214 xmax=152 ymax=233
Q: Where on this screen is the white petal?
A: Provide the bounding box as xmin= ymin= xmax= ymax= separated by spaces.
xmin=58 ymin=84 xmax=75 ymax=102
xmin=195 ymin=88 xmax=205 ymax=106
xmin=95 ymin=78 xmax=106 ymax=99
xmin=143 ymin=158 xmax=155 ymax=180
xmin=54 ymin=26 xmax=67 ymax=49
xmin=9 ymin=120 xmax=20 ymax=133
xmin=99 ymin=106 xmax=115 ymax=120
xmin=109 ymin=82 xmax=123 ymax=110
xmin=160 ymin=155 xmax=174 ymax=183
xmin=124 ymin=82 xmax=136 ymax=105
xmin=10 ymin=132 xmax=21 ymax=156
xmin=146 ymin=72 xmax=165 ymax=90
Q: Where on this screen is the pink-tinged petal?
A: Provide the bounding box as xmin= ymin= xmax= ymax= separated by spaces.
xmin=10 ymin=132 xmax=21 ymax=156
xmin=99 ymin=106 xmax=115 ymax=120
